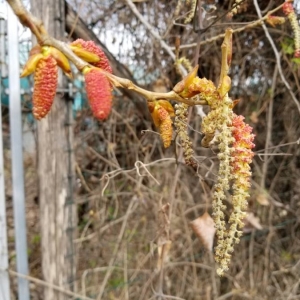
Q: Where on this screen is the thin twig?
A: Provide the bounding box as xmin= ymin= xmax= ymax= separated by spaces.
xmin=260 ymin=66 xmax=278 ymax=189
xmin=67 ymin=0 xmax=86 ymax=39
xmin=123 ymin=0 xmax=176 ymax=61
xmin=5 ymin=269 xmax=94 ymax=300
xmin=123 ymin=242 xmax=130 ymax=300
xmin=97 ymin=199 xmax=137 ymax=299
xmin=106 ymin=73 xmax=207 ymax=106
xmin=173 ymin=3 xmax=284 ymax=50
xmin=249 ymin=230 xmax=255 ymax=290
xmin=255 ymin=139 xmax=300 ymax=153
xmin=75 ymin=162 xmax=92 ymax=193
xmin=253 ymin=0 xmax=300 ymax=114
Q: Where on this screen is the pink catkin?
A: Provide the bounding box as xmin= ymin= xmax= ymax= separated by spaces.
xmin=231 ymin=114 xmax=255 ymax=177
xmin=282 ymin=2 xmax=294 ymax=16
xmin=294 ymin=49 xmax=300 ymax=58
xmin=71 ymin=39 xmax=112 ymax=73
xmin=282 ymin=2 xmax=300 ymax=58
xmin=85 ymin=69 xmax=112 ymax=120
xmin=33 ymin=56 xmax=58 ymax=120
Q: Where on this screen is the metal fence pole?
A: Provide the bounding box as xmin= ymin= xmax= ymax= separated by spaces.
xmin=0 ymin=16 xmax=11 ymax=300
xmin=7 ymin=4 xmax=30 ymax=300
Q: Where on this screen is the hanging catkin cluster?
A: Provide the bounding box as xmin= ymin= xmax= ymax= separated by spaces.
xmin=21 ymin=40 xmax=113 ymax=120
xmin=21 ymin=45 xmax=71 ymax=119
xmin=173 ymin=58 xmax=198 ymax=168
xmin=173 ymin=29 xmax=255 ymax=275
xmin=174 ymin=103 xmax=196 ymax=167
xmin=19 ymin=11 xmax=255 ymax=276
xmin=282 ymin=1 xmax=300 ymax=58
xmin=216 ymin=114 xmax=255 ymax=272
xmin=71 ymin=39 xmax=113 ymax=120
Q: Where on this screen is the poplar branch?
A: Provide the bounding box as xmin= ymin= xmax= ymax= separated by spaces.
xmin=173 ymin=3 xmax=285 ymax=50
xmin=6 ymin=0 xmax=207 ymax=107
xmin=105 ymin=73 xmax=207 ymax=105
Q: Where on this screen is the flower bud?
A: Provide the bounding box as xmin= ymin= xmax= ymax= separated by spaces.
xmin=20 ymin=53 xmax=44 ymax=78
xmin=158 ymin=107 xmax=173 ymax=148
xmin=84 ymin=68 xmax=112 ymax=120
xmin=48 ymin=47 xmax=72 ymax=79
xmin=148 ymin=101 xmax=173 ymax=148
xmin=173 ymin=65 xmax=199 ymax=98
xmin=266 ymin=15 xmax=285 ymax=27
xmin=33 ymin=56 xmax=58 ymax=119
xmin=282 ymin=2 xmax=294 ymax=16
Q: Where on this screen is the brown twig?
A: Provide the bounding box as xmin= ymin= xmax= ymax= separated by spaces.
xmin=6 ymin=269 xmax=94 ymax=300
xmin=75 ymin=162 xmax=92 ymax=193
xmin=254 ymin=0 xmax=300 ymax=114
xmin=172 ymin=3 xmax=285 ymax=50
xmin=6 ymin=0 xmax=44 ymax=42
xmin=106 ymin=73 xmax=207 ymax=106
xmin=97 ymin=199 xmax=138 ymax=299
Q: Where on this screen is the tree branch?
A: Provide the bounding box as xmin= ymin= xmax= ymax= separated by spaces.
xmin=105 ymin=73 xmax=207 ymax=105
xmin=173 ymin=3 xmax=284 ymax=50
xmin=253 ymin=0 xmax=300 ymax=115
xmin=6 ymin=0 xmax=206 ymax=106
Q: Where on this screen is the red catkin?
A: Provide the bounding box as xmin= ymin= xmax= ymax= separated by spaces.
xmin=32 ymin=56 xmax=58 ymax=120
xmin=282 ymin=2 xmax=294 ymax=16
xmin=85 ymin=69 xmax=112 ymax=120
xmin=231 ymin=114 xmax=255 ymax=176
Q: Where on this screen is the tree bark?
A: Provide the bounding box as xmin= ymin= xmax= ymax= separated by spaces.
xmin=31 ymin=1 xmax=76 ymax=299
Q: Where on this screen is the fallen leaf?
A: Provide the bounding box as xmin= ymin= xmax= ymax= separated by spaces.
xmin=256 ymin=193 xmax=270 ymax=206
xmin=190 ymin=212 xmax=216 ymax=251
xmin=243 ymin=212 xmax=263 ymax=233
xmin=250 ymin=111 xmax=259 ymax=123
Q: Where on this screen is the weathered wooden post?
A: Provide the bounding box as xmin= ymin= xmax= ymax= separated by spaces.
xmin=31 ymin=1 xmax=77 ymax=299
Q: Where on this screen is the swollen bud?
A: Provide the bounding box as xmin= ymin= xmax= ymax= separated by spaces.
xmin=173 ymin=65 xmax=199 ymax=98
xmin=48 ymin=47 xmax=72 ymax=79
xmin=20 ymin=53 xmax=44 ymax=78
xmin=282 ymin=2 xmax=294 ymax=16
xmin=218 ymin=75 xmax=231 ymax=97
xmin=266 ymin=15 xmax=285 ymax=27
xmin=84 ymin=67 xmax=112 ymax=120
